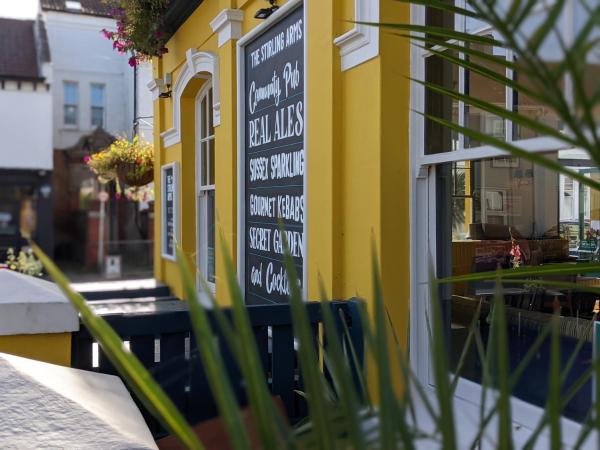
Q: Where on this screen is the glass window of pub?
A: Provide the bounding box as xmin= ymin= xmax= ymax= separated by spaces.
xmin=410 ymin=0 xmax=600 ymax=427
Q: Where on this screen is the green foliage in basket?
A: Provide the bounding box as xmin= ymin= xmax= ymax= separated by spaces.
xmin=3 ymin=247 xmax=43 ymax=277
xmin=86 ymin=135 xmax=154 ymax=186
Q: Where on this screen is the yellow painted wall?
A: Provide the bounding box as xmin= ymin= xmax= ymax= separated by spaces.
xmin=152 ymin=0 xmax=411 ymax=348
xmin=0 ymin=333 xmax=71 ymax=366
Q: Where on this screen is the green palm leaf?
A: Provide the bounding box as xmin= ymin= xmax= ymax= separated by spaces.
xmin=32 ymin=244 xmax=204 ymax=450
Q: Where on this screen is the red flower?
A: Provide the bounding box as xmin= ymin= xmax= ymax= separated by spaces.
xmin=128 ymin=56 xmax=138 ymax=67
xmin=510 ymin=239 xmax=522 ymax=268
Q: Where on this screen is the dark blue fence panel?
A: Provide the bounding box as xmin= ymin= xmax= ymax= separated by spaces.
xmin=71 ymin=298 xmax=365 ymax=438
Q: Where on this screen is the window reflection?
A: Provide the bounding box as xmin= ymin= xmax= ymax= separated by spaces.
xmin=425 ymin=54 xmax=459 ymax=154
xmin=583 ymin=59 xmax=600 ymax=123
xmin=440 ymin=153 xmax=599 ymax=421
xmin=465 ymin=41 xmax=507 ymax=147
xmin=207 ymin=190 xmax=215 ymax=283
xmin=0 ymin=186 xmax=38 ymax=256
xmin=513 ymin=62 xmax=564 ymax=140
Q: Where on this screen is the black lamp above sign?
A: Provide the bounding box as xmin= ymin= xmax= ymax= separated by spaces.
xmin=152 ymin=72 xmax=172 ymax=99
xmin=255 ymin=0 xmax=279 ymax=19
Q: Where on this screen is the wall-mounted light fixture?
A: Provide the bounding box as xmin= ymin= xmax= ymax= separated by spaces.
xmin=153 ymin=72 xmax=172 ymax=99
xmin=39 ymin=184 xmax=52 ymax=199
xmin=255 ymin=0 xmax=278 ymax=20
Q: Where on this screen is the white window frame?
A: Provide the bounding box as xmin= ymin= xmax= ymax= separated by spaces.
xmin=63 ymin=81 xmax=79 ymax=128
xmin=196 ymin=82 xmax=216 ymax=294
xmin=409 ymin=2 xmax=589 ymax=445
xmin=90 ymin=83 xmax=105 ymax=129
xmin=161 ymin=162 xmax=180 ymax=261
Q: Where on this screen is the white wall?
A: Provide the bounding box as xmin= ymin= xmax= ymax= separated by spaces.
xmin=45 ymin=12 xmax=134 ymax=148
xmin=0 ymin=82 xmax=53 ymax=170
xmin=135 ymin=62 xmax=154 ymax=143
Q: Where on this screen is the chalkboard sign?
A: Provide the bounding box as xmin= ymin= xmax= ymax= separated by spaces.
xmin=161 ymin=162 xmax=179 ymax=260
xmin=240 ymin=4 xmax=305 ymax=304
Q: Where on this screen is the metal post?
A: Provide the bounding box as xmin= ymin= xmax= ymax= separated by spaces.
xmin=98 ymin=186 xmax=106 ymax=270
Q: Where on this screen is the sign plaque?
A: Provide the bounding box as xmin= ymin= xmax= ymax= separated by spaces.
xmin=240 ymin=4 xmax=305 ymax=304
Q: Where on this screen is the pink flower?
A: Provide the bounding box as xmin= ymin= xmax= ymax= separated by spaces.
xmin=101 ymin=29 xmax=113 ymax=40
xmin=128 ymin=56 xmax=138 ymax=67
xmin=510 ymin=240 xmax=522 ymax=268
xmin=83 ymin=155 xmax=91 ymax=163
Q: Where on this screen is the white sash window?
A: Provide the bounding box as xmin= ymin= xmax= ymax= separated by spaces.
xmin=410 ymin=2 xmax=597 ymax=444
xmin=196 ymin=83 xmax=216 ymax=291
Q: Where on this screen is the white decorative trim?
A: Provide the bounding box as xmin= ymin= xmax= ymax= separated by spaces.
xmin=160 ymin=49 xmax=220 ymax=148
xmin=210 ymin=9 xmax=244 ymax=47
xmin=333 ymin=0 xmax=379 ymax=71
xmin=146 ymin=79 xmax=160 ymax=101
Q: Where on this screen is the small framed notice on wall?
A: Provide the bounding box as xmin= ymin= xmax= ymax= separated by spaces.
xmin=161 ymin=162 xmax=179 ymax=260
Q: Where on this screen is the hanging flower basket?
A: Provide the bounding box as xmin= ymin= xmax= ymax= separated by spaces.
xmin=85 ymin=152 xmax=117 ymax=183
xmin=86 ymin=136 xmax=154 ymax=188
xmin=102 ymin=0 xmax=169 ymax=67
xmin=116 ymin=162 xmax=154 ymax=186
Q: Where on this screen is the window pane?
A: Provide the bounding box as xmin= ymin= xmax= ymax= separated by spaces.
xmin=201 ymin=142 xmax=207 ymax=187
xmin=208 ymin=139 xmax=215 ymax=185
xmin=0 ymin=186 xmax=37 ymax=244
xmin=583 ymin=57 xmax=600 ymax=124
xmin=63 ymin=82 xmax=77 ymax=105
xmin=513 ymin=63 xmax=564 ymax=140
xmin=425 ymin=2 xmax=455 ymax=47
xmin=207 ymin=190 xmax=215 ymax=283
xmin=577 ymin=0 xmax=600 ymax=123
xmin=208 ymin=88 xmax=214 ymax=135
xmin=64 ymin=105 xmax=77 ymax=125
xmin=91 ymin=84 xmax=104 ymax=107
xmin=465 ymin=41 xmax=506 ymax=147
xmin=584 ymin=63 xmax=600 ymax=122
xmin=91 ymin=106 xmax=103 ymax=128
xmin=439 ymin=153 xmax=598 ymax=421
xmin=201 ymin=96 xmax=207 ymax=139
xmin=425 ymin=54 xmax=459 ymax=154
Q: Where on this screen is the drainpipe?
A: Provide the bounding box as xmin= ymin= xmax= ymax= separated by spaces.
xmin=133 ymin=62 xmax=138 ymax=138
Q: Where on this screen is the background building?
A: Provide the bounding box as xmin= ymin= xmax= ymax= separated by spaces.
xmin=0 ymin=16 xmax=53 ymax=257
xmin=38 ymin=0 xmax=154 ymax=276
xmin=42 ymin=0 xmax=133 ymax=148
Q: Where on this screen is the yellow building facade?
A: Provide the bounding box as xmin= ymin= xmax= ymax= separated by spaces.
xmin=151 ymin=0 xmax=410 ymax=339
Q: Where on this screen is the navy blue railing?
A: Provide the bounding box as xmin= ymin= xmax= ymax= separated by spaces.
xmin=71 ymin=298 xmax=364 ymax=438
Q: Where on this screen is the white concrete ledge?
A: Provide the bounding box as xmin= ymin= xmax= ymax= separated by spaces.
xmin=0 ymin=270 xmax=79 ymax=336
xmin=0 ymin=352 xmax=157 ymax=449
